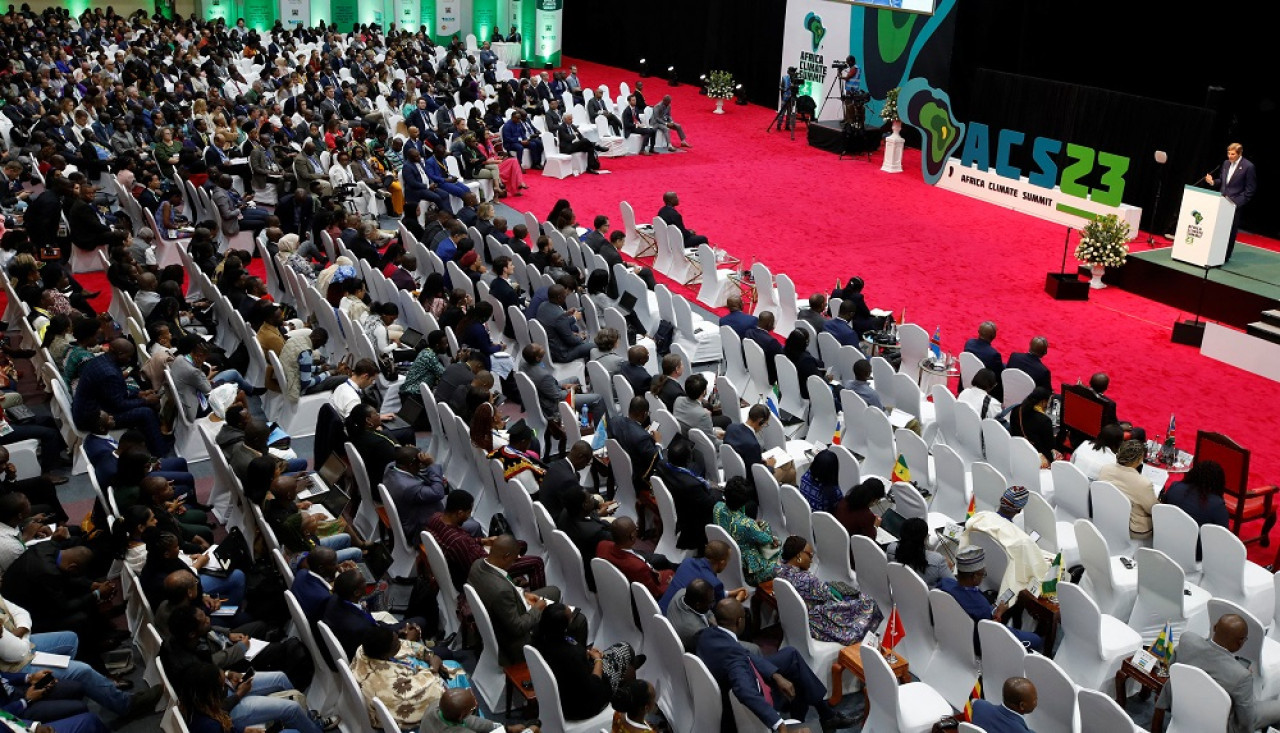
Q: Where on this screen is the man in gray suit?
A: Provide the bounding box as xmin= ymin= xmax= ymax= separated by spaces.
xmin=521 ymin=343 xmax=601 ymax=422
xmin=292 ymin=140 xmax=334 ymax=197
xmin=651 ymin=95 xmax=690 ymax=151
xmin=666 ymin=578 xmax=716 ymax=652
xmin=543 ymin=99 xmax=564 ymax=135
xmin=534 ymin=285 xmax=593 ymax=363
xmin=466 ymin=535 xmax=584 ymax=665
xmin=672 ymin=374 xmax=727 ymax=446
xmin=382 ymin=445 xmax=481 ymax=543
xmin=168 ymin=335 xmax=254 ymax=423
xmin=1157 ymin=613 xmax=1280 ymax=733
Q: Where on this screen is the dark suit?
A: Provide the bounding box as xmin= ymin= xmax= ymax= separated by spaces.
xmin=535 ymin=301 xmax=592 ymax=363
xmin=556 ymin=123 xmax=601 ymax=171
xmin=321 ymin=595 xmax=385 ymax=659
xmin=540 ymin=458 xmax=584 ymax=519
xmin=2 ymin=543 xmax=100 ymax=637
xmin=797 ymin=308 xmax=828 ymax=333
xmin=608 ymin=415 xmax=660 ymax=489
xmin=619 ymin=362 xmax=653 ymax=396
xmin=720 ymin=310 xmax=758 ymax=338
xmin=963 ymin=337 xmax=1004 ymax=375
xmin=382 ymin=463 xmax=447 ymax=542
xmin=291 ymin=569 xmax=333 ymax=620
xmin=696 ymin=625 xmax=834 ymax=732
xmin=656 ymin=460 xmax=721 ymax=549
xmin=66 ymin=197 xmax=112 ymax=251
xmin=587 ymin=97 xmax=622 ymax=136
xmin=823 ymin=317 xmax=860 ymax=348
xmin=743 ymin=326 xmax=783 ymax=385
xmin=1006 ymin=351 xmax=1051 ymax=392
xmin=1210 ymin=156 xmax=1257 ymax=261
xmin=724 ymin=423 xmax=765 ymax=471
xmin=622 ymin=105 xmax=656 ymax=153
xmin=658 ymin=204 xmax=708 ymax=248
xmin=969 ymin=700 xmax=1033 ymax=733
xmin=467 ymin=559 xmax=562 ymax=666
xmin=276 ymin=193 xmax=316 ymax=242
xmin=501 ymin=119 xmax=544 ymax=169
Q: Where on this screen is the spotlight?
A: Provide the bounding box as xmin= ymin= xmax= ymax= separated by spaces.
xmin=668 ymin=66 xmax=679 ymax=87
xmin=639 ymin=58 xmax=648 ymax=77
xmin=698 ymin=74 xmax=708 ymax=96
xmin=734 ymin=83 xmax=749 ymax=105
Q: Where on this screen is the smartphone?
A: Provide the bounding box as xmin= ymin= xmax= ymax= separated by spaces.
xmin=996 ymin=588 xmax=1015 ymax=607
xmin=34 ymin=674 xmax=55 ymax=690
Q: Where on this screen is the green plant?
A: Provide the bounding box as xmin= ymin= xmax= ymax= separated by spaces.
xmin=1074 ymin=213 xmax=1132 ymax=268
xmin=881 ymin=87 xmax=901 ymax=122
xmin=707 ymin=70 xmax=735 ymax=100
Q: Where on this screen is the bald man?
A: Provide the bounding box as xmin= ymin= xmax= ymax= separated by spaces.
xmin=71 ymin=338 xmax=170 ymax=455
xmin=420 ymin=688 xmax=540 ymax=732
xmin=595 ymin=516 xmax=675 ymax=597
xmin=1006 ymin=336 xmax=1052 ymax=392
xmin=963 ymin=321 xmax=1005 ymax=376
xmin=657 ymin=191 xmax=707 ymax=248
xmin=969 ymin=677 xmax=1037 ymax=732
xmin=719 ymin=294 xmax=758 ymax=337
xmin=1157 ymin=614 xmax=1280 ymax=733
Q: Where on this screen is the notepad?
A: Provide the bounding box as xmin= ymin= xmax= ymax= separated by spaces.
xmin=305 ymin=505 xmax=335 ymax=521
xmin=762 ymin=447 xmax=794 ymax=468
xmin=244 ymin=639 xmax=270 ymax=661
xmin=30 ymin=652 xmax=71 ymax=668
xmin=211 ymin=605 xmax=239 ymax=618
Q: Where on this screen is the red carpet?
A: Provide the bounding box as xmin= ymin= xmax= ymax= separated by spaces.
xmin=515 ymin=59 xmax=1280 ymax=554
xmin=16 ymin=58 xmax=1280 ymax=559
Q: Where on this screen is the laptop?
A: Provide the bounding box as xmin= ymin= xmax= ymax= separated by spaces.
xmin=398 ymin=394 xmax=425 ymax=427
xmin=617 ymin=290 xmax=638 ymax=312
xmin=399 ymin=327 xmax=425 ymax=350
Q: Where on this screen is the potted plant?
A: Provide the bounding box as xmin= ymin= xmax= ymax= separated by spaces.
xmin=881 ymin=87 xmax=901 ymax=128
xmin=707 ymin=70 xmax=735 ymax=114
xmin=1074 ymin=213 xmax=1132 ymax=288
xmin=880 ymin=86 xmax=904 ymax=173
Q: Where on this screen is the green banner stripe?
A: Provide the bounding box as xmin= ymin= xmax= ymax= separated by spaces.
xmin=1055 ymin=203 xmax=1100 ymax=221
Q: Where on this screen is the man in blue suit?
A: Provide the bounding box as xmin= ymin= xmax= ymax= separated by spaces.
xmin=1006 ymin=336 xmax=1052 ymax=392
xmin=696 ymin=598 xmax=857 ymax=733
xmin=501 ymin=110 xmax=544 ymax=170
xmin=969 ymin=677 xmax=1037 ymax=732
xmin=658 ymin=540 xmax=748 ymax=612
xmin=401 ymin=147 xmax=449 ymax=237
xmin=963 ymin=321 xmax=1004 ymax=375
xmin=1204 ymin=142 xmax=1258 ymax=262
xmin=424 ymin=144 xmax=471 ymax=212
xmin=719 ymin=295 xmax=758 ymax=337
xmin=822 ymin=300 xmax=862 ymax=347
xmin=290 ymin=546 xmax=341 ymax=619
xmin=743 ymin=312 xmax=783 ymax=385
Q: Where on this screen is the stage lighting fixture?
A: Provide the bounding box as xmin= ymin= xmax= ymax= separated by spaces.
xmin=668 ymin=66 xmax=679 ymax=86
xmin=1148 ymin=150 xmax=1169 ymax=245
xmin=698 ymin=74 xmax=708 ymax=95
xmin=639 ymin=58 xmax=649 ymax=77
xmin=734 ymin=84 xmax=749 ymax=105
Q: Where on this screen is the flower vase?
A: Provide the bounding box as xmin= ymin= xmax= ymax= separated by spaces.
xmin=1089 ymin=264 xmax=1107 ymax=289
xmin=714 ymin=99 xmax=725 ymax=114
xmin=881 ymin=119 xmax=904 ymax=173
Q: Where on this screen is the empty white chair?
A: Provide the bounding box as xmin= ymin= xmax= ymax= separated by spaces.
xmin=863 ymin=638 xmax=952 ymax=733
xmin=932 ymin=443 xmax=972 ymax=521
xmin=694 ymin=244 xmax=733 ymax=308
xmin=861 ymin=407 xmax=897 ymax=479
xmin=1200 ymin=524 xmax=1276 ymax=624
xmin=1009 ymin=436 xmax=1054 ymax=502
xmin=682 ymin=653 xmax=723 ymax=733
xmin=1051 ymin=461 xmax=1092 ymax=524
xmin=1074 ymin=519 xmax=1139 ymax=619
xmin=774 ymin=577 xmax=848 ymax=692
xmin=1023 ymin=490 xmax=1079 ymax=569
xmin=1023 ymin=655 xmax=1081 ymax=733
xmin=1166 ymin=663 xmax=1231 ymax=733
xmin=958 ymin=351 xmax=986 ymax=389
xmin=896 ymin=323 xmax=930 ymax=376
xmin=926 ymin=589 xmax=981 ymax=709
xmin=1076 ymin=688 xmax=1144 ymax=732
xmin=1053 ymin=581 xmax=1143 ymax=692
xmin=980 ymin=419 xmax=1012 ymax=479
xmin=954 ymin=402 xmax=987 ymax=467
xmin=971 ymin=462 xmax=1009 ymax=515
xmin=1090 ymin=480 xmax=1141 ymax=557
xmin=807 ymin=375 xmax=839 ymax=445
xmin=850 ymin=535 xmax=893 ymax=626
xmin=1001 ymin=368 xmax=1035 ymax=410
xmin=1127 ymin=547 xmax=1210 ymax=643
xmin=523 ymin=645 xmax=615 ymax=733
xmin=590 ymin=558 xmax=644 ymax=651
xmin=976 ymin=620 xmax=1028 ymax=700
xmin=779 ymin=484 xmax=814 ymax=545
xmin=650 ymin=477 xmax=692 ymax=563
xmin=1152 ymin=503 xmax=1203 ymax=583
xmin=774 ymin=273 xmax=799 ymax=336
xmin=894 ymin=428 xmax=935 ymax=491
xmin=720 ymin=327 xmax=753 ymax=399
xmin=886 ymin=562 xmax=937 ymax=677
xmin=812 ymin=512 xmax=856 ymax=586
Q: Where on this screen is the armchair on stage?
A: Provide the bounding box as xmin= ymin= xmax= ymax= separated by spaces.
xmin=1192 ymin=431 xmax=1278 ymax=549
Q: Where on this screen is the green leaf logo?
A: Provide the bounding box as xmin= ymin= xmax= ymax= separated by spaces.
xmin=804 ymin=13 xmax=826 ymax=53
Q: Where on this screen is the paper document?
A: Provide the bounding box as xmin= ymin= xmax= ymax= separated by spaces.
xmin=31 ymin=652 xmax=71 ymax=668
xmin=888 ymin=409 xmax=915 ymax=430
xmin=762 ymin=447 xmax=794 ymax=468
xmin=244 ymin=639 xmax=270 ymax=660
xmin=211 ymin=605 xmax=239 ymax=618
xmin=305 ymin=505 xmax=335 ymax=521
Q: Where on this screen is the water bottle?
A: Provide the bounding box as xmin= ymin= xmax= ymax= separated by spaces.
xmin=579 ymin=404 xmax=590 ymax=428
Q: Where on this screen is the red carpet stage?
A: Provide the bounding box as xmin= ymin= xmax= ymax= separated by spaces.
xmin=14 ymin=58 xmax=1280 ymax=553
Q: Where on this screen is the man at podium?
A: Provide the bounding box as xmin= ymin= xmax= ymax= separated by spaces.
xmin=1203 ymin=142 xmax=1257 ymax=262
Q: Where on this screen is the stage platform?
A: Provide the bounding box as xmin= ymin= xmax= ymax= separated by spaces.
xmin=1109 ymin=244 xmax=1280 ymax=329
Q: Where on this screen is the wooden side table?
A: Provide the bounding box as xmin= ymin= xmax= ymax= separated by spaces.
xmin=1115 ymin=655 xmax=1169 ymax=730
xmin=829 ymin=643 xmax=910 ymax=708
xmin=1016 ymin=589 xmax=1061 ymax=654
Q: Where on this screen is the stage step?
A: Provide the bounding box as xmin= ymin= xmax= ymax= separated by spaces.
xmin=1262 ymin=310 xmax=1280 ymax=328
xmin=1246 ymin=319 xmax=1280 ymax=345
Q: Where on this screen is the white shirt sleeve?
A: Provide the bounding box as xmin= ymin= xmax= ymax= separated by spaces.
xmin=330 ymin=381 xmax=361 ymax=419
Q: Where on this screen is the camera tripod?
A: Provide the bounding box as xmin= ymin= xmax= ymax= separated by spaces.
xmin=816 ymin=67 xmax=846 ymax=124
xmin=767 ymin=86 xmax=798 ymax=139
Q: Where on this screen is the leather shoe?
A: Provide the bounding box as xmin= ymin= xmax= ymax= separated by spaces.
xmin=821 ymin=713 xmax=858 ymax=731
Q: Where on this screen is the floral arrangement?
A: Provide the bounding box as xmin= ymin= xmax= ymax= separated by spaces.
xmin=881 ymin=87 xmax=901 ymax=122
xmin=707 ymin=70 xmax=735 ymax=100
xmin=1074 ymin=213 xmax=1132 ymax=268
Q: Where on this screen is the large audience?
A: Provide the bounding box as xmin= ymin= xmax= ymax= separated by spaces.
xmin=0 ymin=5 xmax=1266 ymax=733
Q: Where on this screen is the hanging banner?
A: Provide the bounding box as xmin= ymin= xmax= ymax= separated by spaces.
xmin=519 ymin=0 xmax=535 ymax=63
xmin=532 ymin=0 xmax=562 ymax=67
xmin=395 ymin=0 xmax=420 ymax=33
xmin=436 ymin=0 xmax=461 ymax=37
xmin=471 ymin=0 xmax=497 ymax=45
xmin=203 ymin=0 xmax=234 ymax=23
xmin=279 ymin=0 xmax=308 ymax=28
xmin=420 ymin=0 xmax=436 ymax=37
xmin=330 ymin=0 xmax=359 ymax=31
xmin=243 ymin=0 xmax=276 ymax=32
xmin=778 ymin=0 xmax=852 ymax=121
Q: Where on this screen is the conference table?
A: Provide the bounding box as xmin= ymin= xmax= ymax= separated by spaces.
xmin=491 ymin=42 xmax=521 ymax=66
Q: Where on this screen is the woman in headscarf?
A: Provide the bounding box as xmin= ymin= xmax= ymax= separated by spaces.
xmin=275 ymin=232 xmax=317 ymax=281
xmin=316 ymin=254 xmax=355 ymax=296
xmin=774 ymin=535 xmax=883 ymax=645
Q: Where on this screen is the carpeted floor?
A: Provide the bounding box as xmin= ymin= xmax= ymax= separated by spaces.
xmin=12 ymin=56 xmax=1280 ymax=560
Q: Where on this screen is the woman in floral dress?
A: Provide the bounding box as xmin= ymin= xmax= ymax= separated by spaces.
xmin=774 ymin=535 xmax=883 ymax=645
xmin=712 ymin=477 xmax=780 ymax=584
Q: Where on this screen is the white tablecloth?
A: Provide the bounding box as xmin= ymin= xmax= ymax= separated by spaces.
xmin=492 ymin=42 xmax=522 ymax=66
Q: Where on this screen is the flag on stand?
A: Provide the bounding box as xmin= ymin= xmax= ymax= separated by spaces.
xmin=765 ymin=386 xmax=781 ymax=419
xmin=1151 ymin=620 xmax=1175 ymax=664
xmin=963 ymin=678 xmax=983 ymax=721
xmin=1167 ymin=414 xmax=1176 ymax=441
xmin=883 ymin=605 xmax=906 ymax=652
xmin=564 ymin=388 xmax=574 ymax=408
xmin=892 ymin=454 xmax=911 ymax=483
xmin=832 ymin=417 xmax=842 ymax=445
xmin=965 ymin=494 xmax=976 ymax=520
xmin=929 ymin=326 xmax=943 ymax=360
xmin=1041 ymin=552 xmax=1063 ymax=596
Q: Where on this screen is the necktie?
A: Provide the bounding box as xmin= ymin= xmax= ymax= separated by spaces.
xmin=749 ymin=659 xmax=774 ymax=705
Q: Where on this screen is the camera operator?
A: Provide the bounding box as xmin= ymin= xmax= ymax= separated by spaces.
xmin=842 ymin=55 xmax=863 ymax=125
xmin=777 ymin=67 xmax=798 ymax=132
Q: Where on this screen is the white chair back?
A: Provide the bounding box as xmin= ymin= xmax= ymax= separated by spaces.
xmin=812 ymin=512 xmax=855 ymax=586
xmin=1167 ymin=663 xmax=1231 ymax=733
xmin=1152 ymin=503 xmax=1202 ymax=580
xmin=1051 ymin=461 xmax=1091 ymax=523
xmin=926 ymin=588 xmax=982 ymax=709
xmin=1001 ymin=367 xmax=1035 ymax=409
xmin=976 ymin=619 xmax=1028 ymax=699
xmin=1024 ymin=655 xmax=1081 ymax=733
xmin=850 ymin=534 xmax=892 ymax=614
xmin=1090 ymin=480 xmax=1137 ymax=555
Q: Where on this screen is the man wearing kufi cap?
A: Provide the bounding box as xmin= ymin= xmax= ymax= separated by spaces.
xmin=962 ymin=485 xmax=1052 ymax=598
xmin=939 ymin=545 xmax=1045 ymax=654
